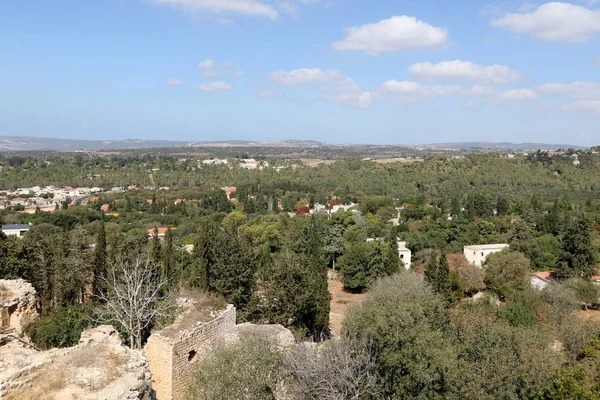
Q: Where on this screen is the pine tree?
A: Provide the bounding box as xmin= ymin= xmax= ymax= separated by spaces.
xmin=425 ymin=250 xmax=438 ymax=286
xmin=92 ymin=222 xmax=107 ymax=297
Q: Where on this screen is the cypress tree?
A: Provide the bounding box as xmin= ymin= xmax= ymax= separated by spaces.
xmin=191 ymin=230 xmax=212 ymax=291
xmin=425 ymin=250 xmax=438 ymax=286
xmin=92 ymin=222 xmax=107 ymax=297
xmin=162 ymin=228 xmax=174 ymax=281
xmin=305 ymin=216 xmax=331 ymax=340
xmin=436 ymin=251 xmax=452 ymax=303
xmin=385 ymin=232 xmax=400 ymax=275
xmin=151 ymin=227 xmax=162 ymax=268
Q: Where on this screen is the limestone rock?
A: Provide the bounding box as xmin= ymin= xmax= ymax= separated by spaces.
xmin=0 ymin=325 xmax=154 ymax=400
xmin=0 ymin=279 xmax=40 ymax=335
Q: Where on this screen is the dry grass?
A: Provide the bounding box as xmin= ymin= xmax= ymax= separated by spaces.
xmin=0 ymin=285 xmax=15 ymax=300
xmin=7 ymin=367 xmax=67 ymax=400
xmin=161 ymin=289 xmax=227 ymax=338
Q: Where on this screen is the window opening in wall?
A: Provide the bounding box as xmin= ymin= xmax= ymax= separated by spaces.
xmin=188 ymin=350 xmax=197 ymax=362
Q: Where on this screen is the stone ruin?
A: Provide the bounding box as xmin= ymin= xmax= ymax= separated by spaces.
xmin=0 ymin=325 xmax=153 ymax=400
xmin=0 ymin=280 xmax=152 ymax=400
xmin=145 ymin=304 xmax=238 ymax=400
xmin=0 ymin=279 xmax=297 ymax=400
xmin=0 ymin=279 xmax=40 ymax=335
xmin=144 ymin=299 xmax=296 ymax=400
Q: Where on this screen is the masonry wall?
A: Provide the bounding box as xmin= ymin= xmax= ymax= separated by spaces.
xmin=145 ymin=305 xmax=237 ymax=400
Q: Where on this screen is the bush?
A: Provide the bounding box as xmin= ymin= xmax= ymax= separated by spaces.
xmin=185 ymin=337 xmax=283 ymax=400
xmin=26 ymin=304 xmax=92 ymax=349
xmin=342 ymin=272 xmax=456 ymax=398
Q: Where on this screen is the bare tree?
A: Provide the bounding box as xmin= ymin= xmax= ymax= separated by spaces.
xmin=285 ymin=339 xmax=382 ymax=400
xmin=95 ymin=256 xmax=172 ymax=349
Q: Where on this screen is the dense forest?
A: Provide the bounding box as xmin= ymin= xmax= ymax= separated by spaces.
xmin=2 ymin=150 xmax=600 ymax=399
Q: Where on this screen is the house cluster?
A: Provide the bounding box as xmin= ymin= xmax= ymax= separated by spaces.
xmin=0 ymin=186 xmax=104 ymax=211
xmin=311 ymin=202 xmax=357 ymax=215
xmin=239 ymin=159 xmax=269 ymax=170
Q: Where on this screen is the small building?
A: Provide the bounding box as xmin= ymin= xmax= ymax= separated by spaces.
xmin=367 ymin=238 xmax=412 ymax=270
xmin=2 ymin=224 xmax=31 ymax=237
xmin=531 ymin=271 xmax=554 ymax=290
xmin=147 ymin=227 xmax=175 ymax=240
xmin=398 ymin=241 xmax=412 ymax=270
xmin=111 ymin=187 xmax=125 ymax=193
xmin=463 ymin=244 xmax=509 ymax=267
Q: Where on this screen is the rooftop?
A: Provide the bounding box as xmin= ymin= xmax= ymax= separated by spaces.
xmin=464 ymin=244 xmax=509 ymax=250
xmin=1 ymin=224 xmax=30 ymax=230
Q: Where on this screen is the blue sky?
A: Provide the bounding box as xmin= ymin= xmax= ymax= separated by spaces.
xmin=1 ymin=0 xmax=599 ymax=145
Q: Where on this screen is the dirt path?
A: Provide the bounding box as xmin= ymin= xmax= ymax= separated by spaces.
xmin=328 ymin=276 xmax=365 ymax=337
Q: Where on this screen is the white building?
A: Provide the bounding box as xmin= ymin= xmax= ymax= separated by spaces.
xmin=398 ymin=241 xmax=412 ymax=270
xmin=531 ymin=272 xmax=553 ymax=291
xmin=463 ymin=244 xmax=509 ymax=267
xmin=2 ymin=224 xmax=31 ymax=237
xmin=367 ymin=238 xmax=412 ymax=270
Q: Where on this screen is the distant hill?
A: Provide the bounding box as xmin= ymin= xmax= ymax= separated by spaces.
xmin=0 ymin=135 xmax=587 ymax=152
xmin=422 ymin=142 xmax=588 ymax=151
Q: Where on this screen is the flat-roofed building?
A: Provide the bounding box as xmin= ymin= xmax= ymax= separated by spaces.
xmin=464 ymin=244 xmax=509 ymax=267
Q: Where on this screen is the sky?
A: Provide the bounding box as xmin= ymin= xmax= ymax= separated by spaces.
xmin=0 ymin=0 xmax=599 ymax=145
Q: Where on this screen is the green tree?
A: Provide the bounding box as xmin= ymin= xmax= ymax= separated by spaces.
xmin=556 ymin=215 xmax=596 ymax=279
xmin=436 ymin=250 xmax=451 ymax=303
xmin=485 ymin=250 xmax=531 ymax=299
xmin=92 ymin=222 xmax=107 ymax=297
xmin=496 ymin=196 xmax=510 ymax=216
xmin=425 ymin=250 xmax=438 ymax=286
xmin=343 ymin=273 xmax=456 ymax=399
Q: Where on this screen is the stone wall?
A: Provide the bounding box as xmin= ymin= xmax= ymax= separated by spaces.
xmin=145 ymin=305 xmax=237 ymax=400
xmin=0 ymin=279 xmax=40 ymax=335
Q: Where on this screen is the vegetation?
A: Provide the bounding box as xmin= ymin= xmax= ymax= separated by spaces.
xmin=2 ymin=149 xmax=600 ymax=398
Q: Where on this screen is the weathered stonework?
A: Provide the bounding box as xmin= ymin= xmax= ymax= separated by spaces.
xmin=0 ymin=325 xmax=153 ymax=400
xmin=0 ymin=279 xmax=40 ymax=335
xmin=144 ymin=305 xmax=237 ymax=400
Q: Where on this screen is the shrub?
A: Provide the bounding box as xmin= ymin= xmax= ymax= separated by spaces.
xmin=26 ymin=304 xmax=92 ymax=349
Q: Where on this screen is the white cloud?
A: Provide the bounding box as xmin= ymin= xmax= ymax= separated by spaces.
xmin=539 ymin=82 xmax=600 ymax=99
xmin=269 ymin=68 xmax=344 ymax=85
xmin=198 ymin=59 xmax=214 ymax=69
xmin=269 ymin=68 xmax=376 ymax=108
xmin=326 ymin=92 xmax=379 ymax=109
xmin=564 ymin=100 xmax=600 ymax=113
xmin=200 ymin=81 xmax=233 ymax=92
xmin=236 ymin=70 xmax=244 ymax=77
xmin=502 ymin=88 xmax=539 ymax=100
xmin=166 ymin=78 xmax=183 ymax=86
xmin=379 ymin=80 xmax=461 ymax=101
xmin=491 ymin=2 xmax=600 ymax=42
xmin=148 ymin=0 xmax=279 ymax=20
xmin=332 ymin=16 xmax=449 ymax=54
xmin=468 ymin=85 xmax=539 ymax=102
xmin=408 ymin=60 xmax=521 ymax=85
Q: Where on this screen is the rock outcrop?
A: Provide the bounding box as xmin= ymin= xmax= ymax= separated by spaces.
xmin=0 ymin=279 xmax=40 ymax=335
xmin=0 ymin=325 xmax=153 ymax=400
